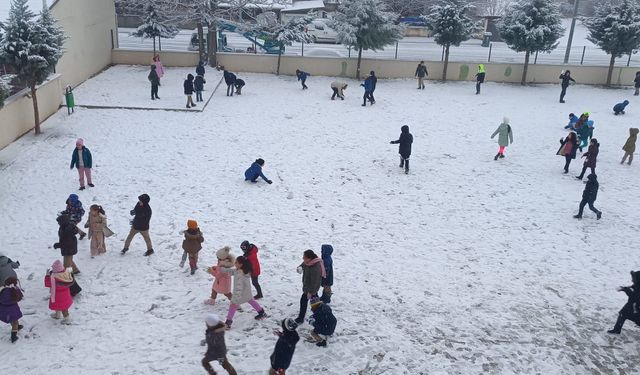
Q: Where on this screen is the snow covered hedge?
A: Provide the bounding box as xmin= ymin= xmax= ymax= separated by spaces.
xmin=0 ymin=77 xmax=9 ymax=108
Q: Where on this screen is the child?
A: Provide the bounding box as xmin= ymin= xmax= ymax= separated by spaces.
xmin=269 ymin=318 xmax=300 ymax=375
xmin=0 ymin=253 xmax=20 ymax=285
xmin=180 ymin=219 xmax=204 ymax=275
xmin=415 ymin=61 xmax=428 ymax=89
xmin=330 ymin=81 xmax=347 ymax=100
xmin=221 ymin=256 xmax=266 ymax=328
xmin=221 ymin=66 xmax=237 ymax=97
xmin=202 ymin=314 xmax=238 ymax=375
xmin=196 ymin=61 xmax=205 ymax=77
xmin=296 ymin=69 xmax=309 ymax=89
xmin=244 ymin=158 xmax=272 ymax=184
xmin=0 ymin=277 xmax=23 ymax=343
xmin=613 ymin=100 xmax=629 ymax=115
xmin=559 ymin=70 xmax=575 ymax=103
xmin=194 ymin=74 xmax=206 ymax=102
xmin=240 ymin=240 xmax=263 ymax=299
xmin=148 ymin=65 xmax=160 ymax=100
xmin=308 ymin=297 xmax=337 ymax=347
xmin=557 ymin=132 xmax=578 ymax=174
xmin=320 ymin=244 xmax=333 ymax=304
xmin=84 ymin=205 xmax=112 ymax=258
xmin=295 ymin=250 xmax=325 ymax=324
xmin=564 ymin=113 xmax=579 ymax=130
xmin=122 ymin=194 xmax=154 ymax=256
xmin=576 ymin=138 xmax=599 ymax=180
xmin=44 ymin=260 xmax=74 ymax=325
xmin=204 ymin=246 xmax=235 ymax=305
xmin=621 ymin=128 xmax=638 ymax=165
xmin=153 ymin=54 xmax=165 ymax=82
xmin=635 ymin=72 xmax=640 ymax=96
xmin=361 ymin=74 xmax=374 ymax=106
xmin=608 ymin=271 xmax=640 ymax=334
xmin=184 ymin=74 xmax=196 ymax=108
xmin=235 ymin=78 xmax=245 ymax=95
xmin=70 ymin=138 xmax=94 ymax=190
xmin=54 ymin=214 xmax=80 ymax=275
xmin=63 ymin=193 xmax=86 ymax=239
xmin=475 ymin=64 xmax=485 ymax=94
xmin=390 ymin=125 xmax=413 ymax=174
xmin=490 ymin=117 xmax=513 ymax=160
xmin=573 ymin=173 xmax=602 ymax=220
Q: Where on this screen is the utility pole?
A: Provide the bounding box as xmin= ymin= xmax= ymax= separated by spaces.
xmin=563 ymin=0 xmax=580 ymax=64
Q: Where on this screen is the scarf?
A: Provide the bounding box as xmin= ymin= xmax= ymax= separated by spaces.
xmin=305 ymin=257 xmax=326 ymax=278
xmin=50 ymin=271 xmax=73 ymax=303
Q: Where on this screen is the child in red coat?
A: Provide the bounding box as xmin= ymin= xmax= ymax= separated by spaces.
xmin=44 ymin=260 xmax=74 ymax=324
xmin=204 ymin=246 xmax=235 ymax=305
xmin=240 ymin=240 xmax=263 ymax=299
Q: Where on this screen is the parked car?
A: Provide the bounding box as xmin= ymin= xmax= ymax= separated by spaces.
xmin=305 ymin=48 xmax=345 ymax=58
xmin=305 ymin=19 xmax=339 ymax=44
xmin=399 ymin=17 xmax=427 ymax=27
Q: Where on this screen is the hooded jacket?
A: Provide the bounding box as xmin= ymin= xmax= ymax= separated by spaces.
xmin=204 ymin=323 xmax=227 ymax=360
xmin=54 ymin=214 xmax=78 ymax=256
xmin=476 ymin=64 xmax=486 ymax=83
xmin=623 ymin=128 xmax=639 ymax=153
xmin=63 ymin=194 xmax=85 ymax=224
xmin=184 ymin=74 xmax=194 ymax=95
xmin=301 ymin=259 xmax=322 ymax=294
xmin=182 ymin=228 xmax=204 ymax=254
xmin=194 ymin=75 xmax=206 ymax=91
xmin=491 ymin=120 xmax=513 ymax=147
xmin=583 ymin=141 xmax=600 ymax=168
xmin=321 ymin=244 xmax=333 ymax=287
xmin=270 ymin=323 xmax=300 ymax=370
xmin=221 ymin=268 xmax=254 ymax=304
xmin=582 ymin=174 xmax=599 ymax=202
xmin=296 ymin=70 xmax=309 ymax=81
xmin=148 ymin=66 xmax=160 ymax=85
xmin=559 ymin=72 xmax=575 ymax=87
xmin=131 ymin=194 xmax=152 ymax=231
xmin=330 ymin=81 xmax=347 ymax=96
xmin=311 ymin=302 xmax=337 ymax=336
xmin=391 ymin=125 xmax=413 ymax=158
xmin=618 ymin=271 xmax=640 ymax=316
xmin=0 ymin=254 xmax=19 ymax=285
xmin=70 ymin=147 xmax=92 ymax=169
xmin=557 ymin=134 xmax=578 ymax=159
xmin=415 ymin=63 xmax=428 ymax=78
xmin=223 ymin=70 xmax=236 ymax=85
xmin=243 ymin=244 xmax=261 ymax=277
xmin=362 ymin=76 xmax=374 ymax=92
xmin=196 ymin=62 xmax=205 ymax=76
xmin=613 ymin=100 xmax=629 ymax=113
xmin=244 ymin=162 xmax=269 ymax=182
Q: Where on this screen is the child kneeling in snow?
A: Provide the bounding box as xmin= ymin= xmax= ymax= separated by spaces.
xmin=205 ymin=246 xmax=235 ymax=305
xmin=44 ymin=260 xmax=74 ymax=325
xmin=0 ymin=277 xmax=23 ymax=343
xmin=202 ymin=314 xmax=238 ymax=375
xmin=244 ymin=158 xmax=272 ymax=184
xmin=614 ymin=100 xmax=629 ymax=115
xmin=180 ymin=219 xmax=204 ymax=275
xmin=308 ymin=297 xmax=337 ymax=347
xmin=269 ymin=318 xmax=300 ymax=375
xmin=221 ymin=256 xmax=266 ymax=328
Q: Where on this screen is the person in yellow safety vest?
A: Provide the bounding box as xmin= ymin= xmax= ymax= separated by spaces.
xmin=475 ymin=64 xmax=486 ymax=95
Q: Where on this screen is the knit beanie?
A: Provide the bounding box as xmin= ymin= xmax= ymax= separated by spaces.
xmin=76 ymin=138 xmax=84 ymax=146
xmin=51 ymin=260 xmax=65 ymax=273
xmin=187 ymin=220 xmax=198 ymax=230
xmin=310 ymin=297 xmax=322 ymax=309
xmin=205 ymin=314 xmax=221 ymax=327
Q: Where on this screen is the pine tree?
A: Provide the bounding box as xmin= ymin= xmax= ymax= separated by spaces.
xmin=423 ymin=0 xmax=477 ymax=81
xmin=330 ymin=0 xmax=404 ymax=78
xmin=0 ymin=0 xmax=64 ymax=134
xmin=130 ymin=2 xmax=179 ymax=56
xmin=259 ymin=16 xmax=313 ymax=75
xmin=0 ymin=78 xmax=9 ymax=109
xmin=498 ymin=0 xmax=564 ymax=84
xmin=585 ymin=0 xmax=640 ymax=86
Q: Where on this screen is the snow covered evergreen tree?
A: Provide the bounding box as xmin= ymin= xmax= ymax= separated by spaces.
xmin=584 ymin=0 xmax=640 ymax=86
xmin=258 ymin=15 xmax=313 ymax=75
xmin=0 ymin=0 xmax=64 ymax=134
xmin=330 ymin=0 xmax=404 ymax=78
xmin=130 ymin=2 xmax=179 ymax=56
xmin=499 ymin=0 xmax=564 ymax=84
xmin=0 ymin=78 xmax=9 ymax=109
xmin=423 ymin=0 xmax=477 ymax=81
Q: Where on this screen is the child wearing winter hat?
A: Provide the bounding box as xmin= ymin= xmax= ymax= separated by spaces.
xmin=70 ymin=138 xmax=93 ymax=190
xmin=621 ymin=128 xmax=638 ymax=165
xmin=244 ymin=159 xmax=272 ymax=184
xmin=205 ymin=246 xmax=235 ymax=305
xmin=240 ymin=240 xmax=263 ymax=299
xmin=320 ymin=245 xmax=334 ymax=304
xmin=221 ymin=256 xmax=266 ymax=328
xmin=84 ymin=205 xmax=113 ymax=258
xmin=607 ymin=271 xmax=640 ymax=334
xmin=613 ymin=100 xmax=629 ymax=115
xmin=269 ymin=318 xmax=300 ymax=375
xmin=202 ymin=314 xmax=238 ymax=375
xmin=62 ymin=194 xmax=86 ymax=239
xmin=180 ymin=220 xmax=204 ymax=275
xmin=54 ymin=213 xmax=80 ymax=275
xmin=44 ymin=260 xmax=74 ymax=325
xmin=0 ymin=277 xmax=23 ymax=343
xmin=308 ymin=297 xmax=337 ymax=347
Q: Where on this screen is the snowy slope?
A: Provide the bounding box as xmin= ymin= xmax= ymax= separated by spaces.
xmin=0 ymin=68 xmax=639 ymax=374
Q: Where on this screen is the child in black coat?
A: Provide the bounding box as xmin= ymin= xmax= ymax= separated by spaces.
xmin=235 ymin=79 xmax=245 ymax=95
xmin=308 ymin=297 xmax=337 ymax=347
xmin=390 ymin=125 xmax=414 ymax=174
xmin=202 ymin=314 xmax=237 ymax=375
xmin=269 ymin=318 xmax=300 ymax=375
xmin=608 ymin=271 xmax=640 ymax=334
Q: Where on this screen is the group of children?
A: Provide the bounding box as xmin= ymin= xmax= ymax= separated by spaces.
xmin=183 ymin=62 xmax=207 ymax=108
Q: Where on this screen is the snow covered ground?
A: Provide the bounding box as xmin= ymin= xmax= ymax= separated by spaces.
xmin=1 ymin=67 xmax=639 ymax=374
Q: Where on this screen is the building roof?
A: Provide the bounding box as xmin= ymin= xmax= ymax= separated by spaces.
xmin=281 ymin=0 xmax=326 ymax=13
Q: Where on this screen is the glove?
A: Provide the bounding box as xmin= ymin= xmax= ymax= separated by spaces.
xmin=296 ymin=266 xmax=303 ymax=274
xmin=53 ymin=243 xmax=60 ymax=249
xmin=267 ymin=180 xmax=273 ymax=184
xmin=130 ymin=209 xmax=135 ymax=216
xmin=308 ymin=317 xmax=315 ymax=325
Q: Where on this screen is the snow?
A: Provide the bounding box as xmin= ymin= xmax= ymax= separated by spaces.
xmin=281 ymin=0 xmax=326 ymax=12
xmin=0 ymin=0 xmax=48 ymax=22
xmin=1 ymin=66 xmax=640 ymax=374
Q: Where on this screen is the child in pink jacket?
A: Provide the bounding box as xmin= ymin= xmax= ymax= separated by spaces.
xmin=204 ymin=246 xmax=235 ymax=305
xmin=44 ymin=260 xmax=74 ymax=324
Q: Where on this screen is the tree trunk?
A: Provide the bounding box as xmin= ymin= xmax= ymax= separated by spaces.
xmin=521 ymin=50 xmax=530 ymax=85
xmin=606 ymin=54 xmax=615 ymax=86
xmin=153 ymin=36 xmax=156 ymax=56
xmin=158 ymin=36 xmax=162 ymax=51
xmin=31 ymin=85 xmax=41 ymax=135
xmin=208 ymin=22 xmax=218 ymax=68
xmin=443 ymin=43 xmax=450 ymax=81
xmin=197 ymin=23 xmax=205 ymax=63
xmin=276 ymin=45 xmax=283 ymax=75
xmin=356 ymin=47 xmax=362 ymax=79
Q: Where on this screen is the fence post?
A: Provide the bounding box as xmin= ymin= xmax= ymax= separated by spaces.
xmin=628 ymin=51 xmax=632 ymax=67
xmin=534 ymin=51 xmax=538 ymax=64
xmin=301 ymin=41 xmax=304 ymax=57
xmin=348 ymin=46 xmax=351 ymax=58
xmin=580 ymin=46 xmax=586 ymax=65
xmin=488 ymin=43 xmax=492 ymax=62
xmin=254 ymin=36 xmax=257 ymax=54
xmin=395 ymin=41 xmax=398 ymax=60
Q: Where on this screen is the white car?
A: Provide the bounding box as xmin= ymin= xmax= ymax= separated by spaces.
xmin=306 ymin=19 xmax=339 ymax=44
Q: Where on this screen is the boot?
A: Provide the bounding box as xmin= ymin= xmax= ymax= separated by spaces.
xmin=597 ymin=211 xmax=602 ymax=220
xmin=608 ymin=315 xmax=625 ymax=334
xmin=51 ymin=311 xmax=62 ymax=319
xmin=573 ymin=214 xmax=582 ymax=219
xmin=61 ymin=316 xmax=72 ymax=325
xmin=320 ymin=293 xmax=332 ymax=304
xmin=399 ymin=159 xmax=404 ymax=168
xmin=494 ymin=153 xmax=500 ymax=161
xmin=88 ymin=183 xmax=95 ymax=187
xmin=79 ymin=186 xmax=85 ymax=190
xmin=499 ymin=153 xmax=505 ymax=159
xmin=190 ymin=267 xmax=197 ymax=275
xmin=11 ymin=331 xmax=18 ymax=343
xmin=255 ymin=309 xmax=266 ymax=320
xmin=405 ymin=160 xmax=409 ymax=174
xmin=225 ymin=319 xmax=233 ymax=328
xmin=253 ymin=294 xmax=263 ymax=300
xmin=121 ymin=247 xmax=129 ymax=255
xmin=204 ymin=298 xmax=216 ymax=305
xmin=179 ymin=260 xmax=185 ymax=268
xmin=316 ymin=340 xmax=327 ymax=347
xmin=144 ymin=249 xmax=154 ymax=256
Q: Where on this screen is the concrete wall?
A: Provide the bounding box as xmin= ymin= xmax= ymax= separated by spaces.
xmin=109 ymin=49 xmax=638 ymax=85
xmin=52 ymin=0 xmax=118 ymax=88
xmin=0 ymin=76 xmax=62 ymax=150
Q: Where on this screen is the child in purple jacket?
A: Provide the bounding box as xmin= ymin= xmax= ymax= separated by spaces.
xmin=0 ymin=277 xmax=23 ymax=343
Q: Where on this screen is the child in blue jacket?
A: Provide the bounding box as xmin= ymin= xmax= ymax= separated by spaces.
xmin=361 ymin=75 xmax=375 ymax=106
xmin=62 ymin=194 xmax=86 ymax=239
xmin=320 ymin=244 xmax=333 ymax=304
xmin=244 ymin=158 xmax=272 ymax=184
xmin=308 ymin=297 xmax=337 ymax=347
xmin=296 ymin=69 xmax=309 ymax=90
xmin=614 ymin=100 xmax=629 ymax=115
xmin=564 ymin=113 xmax=579 ymax=130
